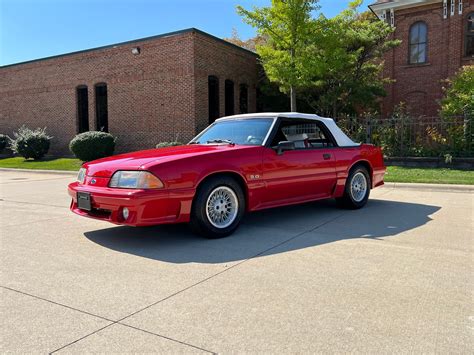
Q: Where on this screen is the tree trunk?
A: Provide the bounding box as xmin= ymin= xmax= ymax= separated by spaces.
xmin=290 ymin=46 xmax=297 ymax=112
xmin=290 ymin=85 xmax=297 ymax=112
xmin=332 ymin=102 xmax=338 ymax=119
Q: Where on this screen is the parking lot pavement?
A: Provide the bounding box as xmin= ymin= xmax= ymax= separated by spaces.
xmin=1 ymin=170 xmax=473 ymax=353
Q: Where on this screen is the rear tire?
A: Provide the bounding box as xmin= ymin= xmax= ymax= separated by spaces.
xmin=336 ymin=166 xmax=370 ymax=209
xmin=190 ymin=176 xmax=245 ymax=238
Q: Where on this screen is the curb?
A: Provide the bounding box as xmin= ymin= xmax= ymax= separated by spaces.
xmin=383 ymin=182 xmax=474 ymax=192
xmin=0 ymin=168 xmax=77 ymax=176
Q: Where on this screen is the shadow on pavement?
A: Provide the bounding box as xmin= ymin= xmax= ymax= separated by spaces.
xmin=84 ymin=199 xmax=440 ymax=264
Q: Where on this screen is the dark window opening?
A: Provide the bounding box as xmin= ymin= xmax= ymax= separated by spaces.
xmin=95 ymin=83 xmax=108 ymax=132
xmin=239 ymin=84 xmax=248 ymax=114
xmin=224 ymin=80 xmax=235 ymax=116
xmin=208 ymin=76 xmax=220 ymax=124
xmin=409 ymin=22 xmax=428 ymax=64
xmin=256 ymin=87 xmax=264 ymax=112
xmin=76 ymin=85 xmax=89 ymax=133
xmin=466 ymin=13 xmax=474 ymax=56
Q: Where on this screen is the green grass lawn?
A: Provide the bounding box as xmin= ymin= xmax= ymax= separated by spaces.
xmin=0 ymin=157 xmax=82 ymax=171
xmin=385 ymin=166 xmax=474 ymax=185
xmin=0 ymin=156 xmax=473 ymax=184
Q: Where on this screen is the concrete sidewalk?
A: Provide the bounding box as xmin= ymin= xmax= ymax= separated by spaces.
xmin=1 ymin=170 xmax=473 ymax=353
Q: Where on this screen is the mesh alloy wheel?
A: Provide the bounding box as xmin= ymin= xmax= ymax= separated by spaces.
xmin=336 ymin=166 xmax=371 ymax=209
xmin=190 ymin=176 xmax=245 ymax=238
xmin=350 ymin=172 xmax=368 ymax=202
xmin=205 ymin=186 xmax=239 ymax=229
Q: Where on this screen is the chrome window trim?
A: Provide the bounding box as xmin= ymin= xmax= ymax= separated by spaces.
xmin=261 ymin=116 xmax=278 ymax=146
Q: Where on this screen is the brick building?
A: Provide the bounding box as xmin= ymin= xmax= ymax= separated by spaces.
xmin=0 ymin=28 xmax=258 ymax=154
xmin=369 ymin=0 xmax=474 ymax=117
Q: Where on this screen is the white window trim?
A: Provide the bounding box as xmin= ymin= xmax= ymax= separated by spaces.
xmin=390 ymin=8 xmax=395 ymax=27
xmin=444 ymin=0 xmax=448 ymax=19
xmin=451 ymin=0 xmax=456 ymax=16
xmin=459 ymin=0 xmax=463 ymax=15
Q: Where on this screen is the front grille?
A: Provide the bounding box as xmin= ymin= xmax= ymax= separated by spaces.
xmin=88 ymin=208 xmax=112 ymax=219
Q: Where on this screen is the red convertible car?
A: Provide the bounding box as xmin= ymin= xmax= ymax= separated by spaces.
xmin=68 ymin=113 xmax=385 ymax=238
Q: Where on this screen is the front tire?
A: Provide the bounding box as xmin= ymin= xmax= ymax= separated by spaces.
xmin=190 ymin=176 xmax=245 ymax=238
xmin=337 ymin=166 xmax=370 ymax=209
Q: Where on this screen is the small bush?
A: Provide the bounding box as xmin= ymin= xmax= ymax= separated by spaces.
xmin=69 ymin=131 xmax=116 ymax=162
xmin=441 ymin=65 xmax=474 ymax=118
xmin=0 ymin=134 xmax=9 ymax=153
xmin=156 ymin=141 xmax=183 ymax=148
xmin=10 ymin=126 xmax=52 ymax=160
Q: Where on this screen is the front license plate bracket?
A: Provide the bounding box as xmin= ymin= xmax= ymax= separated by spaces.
xmin=77 ymin=192 xmax=91 ymax=211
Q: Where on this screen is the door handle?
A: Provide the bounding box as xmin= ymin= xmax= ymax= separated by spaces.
xmin=323 ymin=153 xmax=331 ymax=160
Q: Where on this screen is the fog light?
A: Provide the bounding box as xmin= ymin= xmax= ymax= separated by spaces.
xmin=122 ymin=207 xmax=129 ymax=220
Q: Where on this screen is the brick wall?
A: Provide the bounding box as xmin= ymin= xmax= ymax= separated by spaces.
xmin=0 ymin=29 xmax=258 ymax=155
xmin=381 ymin=0 xmax=474 ymax=117
xmin=193 ymin=31 xmax=258 ymax=133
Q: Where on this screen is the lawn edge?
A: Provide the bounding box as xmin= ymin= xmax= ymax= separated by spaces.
xmin=0 ymin=167 xmax=78 ymax=176
xmin=383 ymin=182 xmax=474 ymax=192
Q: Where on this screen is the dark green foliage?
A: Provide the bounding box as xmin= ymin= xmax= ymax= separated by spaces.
xmin=441 ymin=65 xmax=474 ymax=118
xmin=0 ymin=134 xmax=9 ymax=153
xmin=69 ymin=131 xmax=115 ymax=162
xmin=156 ymin=142 xmax=183 ymax=148
xmin=440 ymin=65 xmax=474 ymax=156
xmin=337 ymin=105 xmax=473 ymax=158
xmin=10 ymin=126 xmax=52 ymax=160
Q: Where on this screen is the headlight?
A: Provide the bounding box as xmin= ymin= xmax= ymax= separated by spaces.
xmin=109 ymin=171 xmax=164 ymax=189
xmin=77 ymin=168 xmax=86 ymax=184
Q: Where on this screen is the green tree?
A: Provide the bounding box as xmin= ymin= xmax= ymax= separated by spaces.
xmin=303 ymin=2 xmax=399 ymax=117
xmin=441 ymin=65 xmax=474 ymax=118
xmin=440 ymin=65 xmax=474 ymax=156
xmin=237 ymin=0 xmax=320 ymax=112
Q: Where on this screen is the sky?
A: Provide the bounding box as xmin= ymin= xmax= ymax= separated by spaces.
xmin=0 ymin=0 xmax=373 ymax=66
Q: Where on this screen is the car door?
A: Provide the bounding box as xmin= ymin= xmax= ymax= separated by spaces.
xmin=261 ymin=119 xmax=337 ymax=204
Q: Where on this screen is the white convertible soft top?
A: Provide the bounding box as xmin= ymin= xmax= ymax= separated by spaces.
xmin=216 ymin=112 xmax=359 ymax=147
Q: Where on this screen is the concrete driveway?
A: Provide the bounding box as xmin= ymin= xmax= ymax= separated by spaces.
xmin=1 ymin=169 xmax=473 ymax=353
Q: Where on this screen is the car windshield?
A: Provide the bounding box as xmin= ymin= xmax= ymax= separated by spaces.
xmin=191 ymin=118 xmax=274 ymax=146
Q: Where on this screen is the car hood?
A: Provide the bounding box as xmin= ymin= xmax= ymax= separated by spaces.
xmin=83 ymin=144 xmax=254 ymax=177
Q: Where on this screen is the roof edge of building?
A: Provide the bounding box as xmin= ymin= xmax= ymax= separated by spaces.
xmin=192 ymin=28 xmax=257 ymax=57
xmin=0 ymin=27 xmax=257 ymax=69
xmin=369 ymin=0 xmax=441 ymax=14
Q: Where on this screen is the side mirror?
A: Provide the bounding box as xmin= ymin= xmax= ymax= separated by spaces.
xmin=274 ymin=141 xmax=296 ymax=155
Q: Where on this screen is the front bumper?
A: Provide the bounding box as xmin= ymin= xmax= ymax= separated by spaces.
xmin=68 ymin=181 xmax=194 ymax=226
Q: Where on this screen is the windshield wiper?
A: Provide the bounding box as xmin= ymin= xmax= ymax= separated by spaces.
xmin=206 ymin=139 xmax=234 ymax=145
xmin=188 ymin=141 xmax=199 ymax=144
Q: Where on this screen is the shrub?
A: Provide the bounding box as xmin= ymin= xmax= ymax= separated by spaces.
xmin=441 ymin=65 xmax=474 ymax=118
xmin=440 ymin=66 xmax=474 ymax=156
xmin=156 ymin=141 xmax=183 ymax=148
xmin=10 ymin=126 xmax=52 ymax=160
xmin=0 ymin=134 xmax=9 ymax=153
xmin=69 ymin=131 xmax=116 ymax=162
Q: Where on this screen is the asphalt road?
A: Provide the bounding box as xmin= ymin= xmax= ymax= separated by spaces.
xmin=1 ymin=169 xmax=473 ymax=353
